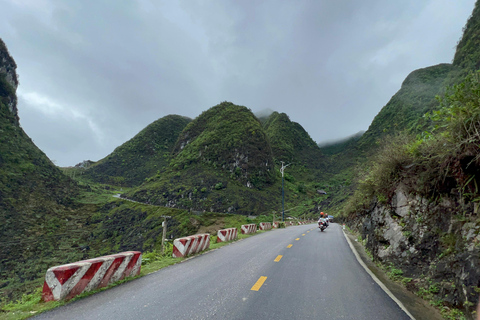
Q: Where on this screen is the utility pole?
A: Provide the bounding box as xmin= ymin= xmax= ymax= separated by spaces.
xmin=160 ymin=215 xmax=172 ymax=255
xmin=280 ymin=162 xmax=289 ymax=222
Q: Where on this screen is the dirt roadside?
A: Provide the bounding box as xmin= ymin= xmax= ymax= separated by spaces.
xmin=344 ymin=230 xmax=444 ymax=320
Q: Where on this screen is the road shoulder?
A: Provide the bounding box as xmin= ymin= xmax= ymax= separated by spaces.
xmin=343 ymin=230 xmax=444 ymax=320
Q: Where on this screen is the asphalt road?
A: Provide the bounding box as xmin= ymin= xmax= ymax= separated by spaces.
xmin=34 ymin=223 xmax=411 ymax=320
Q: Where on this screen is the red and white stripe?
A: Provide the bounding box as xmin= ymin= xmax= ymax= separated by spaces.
xmin=259 ymin=222 xmax=272 ymax=230
xmin=42 ymin=251 xmax=142 ymax=302
xmin=272 ymin=222 xmax=279 ymax=228
xmin=241 ymin=224 xmax=257 ymax=234
xmin=217 ymin=228 xmax=238 ymax=243
xmin=172 ymin=234 xmax=210 ymax=258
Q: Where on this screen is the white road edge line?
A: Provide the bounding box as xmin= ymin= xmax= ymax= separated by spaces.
xmin=342 ymin=230 xmax=416 ymax=320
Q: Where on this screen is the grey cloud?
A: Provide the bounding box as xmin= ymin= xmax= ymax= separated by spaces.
xmin=1 ymin=0 xmax=476 ymax=165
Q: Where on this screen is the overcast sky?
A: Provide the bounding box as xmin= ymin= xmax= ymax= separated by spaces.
xmin=1 ymin=0 xmax=476 ymax=166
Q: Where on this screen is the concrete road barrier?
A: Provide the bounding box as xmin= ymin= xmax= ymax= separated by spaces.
xmin=241 ymin=224 xmax=257 ymax=234
xmin=272 ymin=222 xmax=279 ymax=228
xmin=42 ymin=251 xmax=142 ymax=302
xmin=173 ymin=234 xmax=210 ymax=258
xmin=217 ymin=228 xmax=238 ymax=243
xmin=259 ymin=222 xmax=272 ymax=230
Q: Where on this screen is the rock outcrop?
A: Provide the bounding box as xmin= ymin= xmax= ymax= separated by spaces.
xmin=0 ymin=38 xmax=19 ymax=124
xmin=349 ymin=184 xmax=480 ymax=317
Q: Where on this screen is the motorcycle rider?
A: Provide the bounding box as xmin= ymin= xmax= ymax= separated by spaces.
xmin=318 ymin=212 xmax=329 ymax=228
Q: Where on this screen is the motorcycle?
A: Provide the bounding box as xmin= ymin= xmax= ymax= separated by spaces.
xmin=318 ymin=220 xmax=328 ymax=232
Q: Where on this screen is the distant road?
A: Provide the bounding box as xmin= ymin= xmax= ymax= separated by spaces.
xmin=34 ymin=224 xmax=411 ymax=320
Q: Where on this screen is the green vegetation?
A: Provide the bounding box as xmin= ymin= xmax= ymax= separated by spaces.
xmin=125 ymin=102 xmax=327 ymax=216
xmin=82 ymin=115 xmax=191 ymax=186
xmin=0 ymin=211 xmax=275 ymax=319
xmin=453 ymin=1 xmax=480 ymax=71
xmin=171 ymin=101 xmax=275 ymax=187
xmin=263 ymin=112 xmax=324 ymax=169
xmin=360 ymin=63 xmax=456 ymax=150
xmin=0 ymin=63 xmax=86 ymax=306
xmin=340 ymin=71 xmax=480 ymax=218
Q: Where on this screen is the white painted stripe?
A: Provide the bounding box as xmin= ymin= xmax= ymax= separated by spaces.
xmin=218 ymin=230 xmax=226 ymax=242
xmin=189 ymin=236 xmax=199 ymax=255
xmin=84 ymin=258 xmax=114 ymax=292
xmin=174 ymin=237 xmax=191 ymax=257
xmin=197 ymin=235 xmax=205 ymax=252
xmin=131 ymin=253 xmax=142 ymax=276
xmin=110 ymin=253 xmax=133 ymax=284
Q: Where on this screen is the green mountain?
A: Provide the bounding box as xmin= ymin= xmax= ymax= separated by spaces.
xmin=359 ymin=63 xmax=456 ymax=148
xmin=320 ymin=0 xmax=480 ymax=206
xmin=83 ymin=115 xmax=191 ymax=186
xmin=354 ymin=0 xmax=480 ymax=155
xmin=171 ymin=102 xmax=275 ymax=187
xmin=127 ymin=102 xmax=281 ymax=214
xmin=263 ymin=112 xmax=324 ymax=169
xmin=326 ymin=1 xmax=480 ymax=317
xmin=0 ymin=39 xmax=91 ymax=303
xmin=0 ymin=39 xmax=18 ymax=125
xmin=453 ymin=1 xmax=480 ymax=70
xmin=317 ymin=63 xmax=459 ymax=210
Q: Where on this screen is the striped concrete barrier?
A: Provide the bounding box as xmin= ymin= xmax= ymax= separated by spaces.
xmin=42 ymin=251 xmax=142 ymax=302
xmin=173 ymin=233 xmax=210 ymax=258
xmin=272 ymin=222 xmax=279 ymax=228
xmin=259 ymin=222 xmax=272 ymax=230
xmin=217 ymin=228 xmax=238 ymax=243
xmin=241 ymin=224 xmax=257 ymax=234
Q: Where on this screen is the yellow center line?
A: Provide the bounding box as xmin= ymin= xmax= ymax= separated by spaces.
xmin=274 ymin=255 xmax=283 ymax=262
xmin=295 ymin=238 xmax=300 ymax=241
xmin=251 ymin=276 xmax=267 ymax=291
xmin=302 ymin=234 xmax=306 ymax=236
xmin=307 ymin=231 xmax=310 ymax=233
xmin=287 ymin=244 xmax=293 ymax=248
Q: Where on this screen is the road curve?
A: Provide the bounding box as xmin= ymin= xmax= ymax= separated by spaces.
xmin=34 ymin=223 xmax=411 ymax=320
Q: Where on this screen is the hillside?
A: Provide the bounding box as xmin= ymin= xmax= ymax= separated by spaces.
xmin=127 ymin=102 xmax=283 ymax=214
xmin=0 ymin=39 xmax=91 ymax=304
xmin=171 ymin=102 xmax=275 ymax=187
xmin=263 ymin=112 xmax=324 ymax=170
xmin=359 ymin=63 xmax=456 ymax=150
xmin=82 ymin=115 xmax=191 ymax=186
xmin=317 ymin=64 xmax=460 ymax=214
xmin=330 ymin=1 xmax=480 ymax=317
xmin=453 ymin=1 xmax=480 ymax=70
xmin=318 ymin=14 xmax=478 ymax=213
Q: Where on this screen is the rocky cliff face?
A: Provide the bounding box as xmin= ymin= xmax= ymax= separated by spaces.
xmin=350 ymin=185 xmax=480 ymax=318
xmin=0 ymin=38 xmax=19 ymax=124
